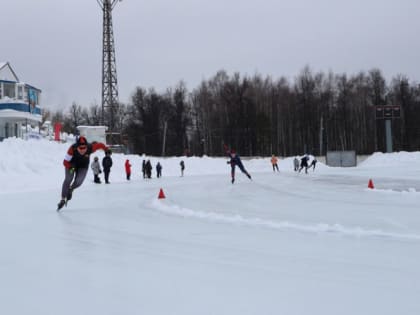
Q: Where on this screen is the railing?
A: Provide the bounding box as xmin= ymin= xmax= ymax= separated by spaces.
xmin=0 ymin=103 xmax=41 ymax=115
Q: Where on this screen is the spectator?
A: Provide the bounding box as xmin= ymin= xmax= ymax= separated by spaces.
xmin=156 ymin=162 xmax=162 ymax=178
xmin=125 ymin=159 xmax=132 ymax=180
xmin=145 ymin=160 xmax=152 ymax=179
xmin=91 ymin=156 xmax=102 ymax=184
xmin=102 ymin=149 xmax=113 ymax=184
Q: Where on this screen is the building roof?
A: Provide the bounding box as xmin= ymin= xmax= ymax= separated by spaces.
xmin=0 ymin=62 xmax=20 ymax=82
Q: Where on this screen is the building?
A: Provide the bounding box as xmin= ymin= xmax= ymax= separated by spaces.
xmin=0 ymin=62 xmax=42 ymax=140
xmin=77 ymin=125 xmax=108 ymax=144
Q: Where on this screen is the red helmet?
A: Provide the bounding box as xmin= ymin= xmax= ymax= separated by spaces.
xmin=77 ymin=136 xmax=87 ymax=145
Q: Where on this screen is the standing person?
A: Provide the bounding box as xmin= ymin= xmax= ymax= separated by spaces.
xmin=271 ymin=154 xmax=279 ymax=172
xmin=145 ymin=160 xmax=152 ymax=178
xmin=299 ymin=155 xmax=309 ymax=174
xmin=57 ymin=136 xmax=109 ymax=210
xmin=142 ymin=159 xmax=146 ymax=179
xmin=180 ymin=160 xmax=185 ymax=177
xmin=310 ymin=157 xmax=317 ymax=171
xmin=102 ymin=149 xmax=113 ymax=184
xmin=91 ymin=156 xmax=102 ymax=184
xmin=224 ymin=146 xmax=252 ymax=184
xmin=156 ymin=162 xmax=162 ymax=178
xmin=293 ymin=157 xmax=300 ymax=172
xmin=125 ymin=159 xmax=132 ymax=180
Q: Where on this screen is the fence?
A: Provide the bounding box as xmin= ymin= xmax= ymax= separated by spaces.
xmin=326 ymin=151 xmax=357 ymax=167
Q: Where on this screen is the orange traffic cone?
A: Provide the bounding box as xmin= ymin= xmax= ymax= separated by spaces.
xmin=158 ymin=188 xmax=166 ymax=199
xmin=368 ymin=179 xmax=374 ymax=189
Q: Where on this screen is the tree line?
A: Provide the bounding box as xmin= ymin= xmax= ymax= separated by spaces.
xmin=45 ymin=67 xmax=420 ymax=157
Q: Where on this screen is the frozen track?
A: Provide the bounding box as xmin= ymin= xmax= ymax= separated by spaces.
xmin=1 ymin=171 xmax=420 ymax=315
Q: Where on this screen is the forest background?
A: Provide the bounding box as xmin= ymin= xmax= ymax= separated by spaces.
xmin=44 ymin=67 xmax=420 ymax=157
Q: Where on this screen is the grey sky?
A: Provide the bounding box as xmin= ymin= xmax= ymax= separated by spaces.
xmin=2 ymin=0 xmax=419 ymax=110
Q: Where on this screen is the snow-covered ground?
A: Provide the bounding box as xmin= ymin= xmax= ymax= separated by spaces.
xmin=1 ymin=138 xmax=419 ymax=315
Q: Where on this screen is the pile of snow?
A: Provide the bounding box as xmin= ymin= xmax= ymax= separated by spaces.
xmin=1 ymin=137 xmax=419 ymax=192
xmin=360 ymin=151 xmax=420 ymax=167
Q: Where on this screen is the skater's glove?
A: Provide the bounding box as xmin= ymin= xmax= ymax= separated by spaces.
xmin=69 ymin=167 xmax=76 ymax=174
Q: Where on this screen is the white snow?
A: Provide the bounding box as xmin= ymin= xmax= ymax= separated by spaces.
xmin=1 ymin=138 xmax=419 ymax=315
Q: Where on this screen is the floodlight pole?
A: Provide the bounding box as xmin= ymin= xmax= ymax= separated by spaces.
xmin=97 ymin=0 xmax=121 ymax=133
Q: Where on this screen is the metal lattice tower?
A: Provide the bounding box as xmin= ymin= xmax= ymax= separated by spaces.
xmin=97 ymin=0 xmax=121 ymax=131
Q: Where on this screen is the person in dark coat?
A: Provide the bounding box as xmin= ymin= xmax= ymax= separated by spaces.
xmin=224 ymin=145 xmax=252 ymax=184
xmin=180 ymin=160 xmax=185 ymax=177
xmin=102 ymin=149 xmax=113 ymax=184
xmin=156 ymin=162 xmax=162 ymax=178
xmin=58 ymin=136 xmax=109 ymax=210
xmin=145 ymin=160 xmax=152 ymax=178
xmin=142 ymin=159 xmax=146 ymax=179
xmin=299 ymin=155 xmax=310 ymax=174
xmin=310 ymin=157 xmax=317 ymax=171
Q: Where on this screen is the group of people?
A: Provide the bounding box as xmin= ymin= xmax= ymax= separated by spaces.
xmin=294 ymin=155 xmax=317 ymax=173
xmin=92 ymin=156 xmax=180 ymax=185
xmin=142 ymin=160 xmax=184 ymax=178
xmin=141 ymin=160 xmax=156 ymax=179
xmin=57 ymin=136 xmax=171 ymax=210
xmin=57 ymin=136 xmax=319 ymax=210
xmin=271 ymin=154 xmax=317 ymax=174
xmin=90 ymin=151 xmax=113 ymax=184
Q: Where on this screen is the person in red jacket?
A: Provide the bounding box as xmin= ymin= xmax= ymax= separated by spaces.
xmin=125 ymin=159 xmax=132 ymax=180
xmin=57 ymin=136 xmax=109 ymax=210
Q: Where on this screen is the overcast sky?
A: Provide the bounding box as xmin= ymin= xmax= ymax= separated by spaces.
xmin=1 ymin=0 xmax=419 ymax=110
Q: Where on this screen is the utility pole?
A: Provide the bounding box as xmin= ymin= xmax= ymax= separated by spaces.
xmin=161 ymin=120 xmax=168 ymax=157
xmin=319 ymin=115 xmax=323 ymax=156
xmin=375 ymin=105 xmax=401 ymax=153
xmin=97 ymin=0 xmax=121 ymax=141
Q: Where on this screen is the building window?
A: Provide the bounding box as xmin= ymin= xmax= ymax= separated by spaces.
xmin=17 ymin=85 xmax=24 ymax=100
xmin=23 ymin=86 xmax=28 ymax=102
xmin=3 ymin=82 xmax=16 ymax=99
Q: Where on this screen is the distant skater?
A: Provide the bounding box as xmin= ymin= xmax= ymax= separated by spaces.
xmin=180 ymin=160 xmax=185 ymax=177
xmin=293 ymin=157 xmax=300 ymax=172
xmin=299 ymin=155 xmax=309 ymax=174
xmin=224 ymin=145 xmax=252 ymax=184
xmin=310 ymin=157 xmax=317 ymax=171
xmin=271 ymin=154 xmax=279 ymax=172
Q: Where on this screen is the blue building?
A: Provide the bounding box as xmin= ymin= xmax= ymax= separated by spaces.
xmin=0 ymin=62 xmax=42 ymax=140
